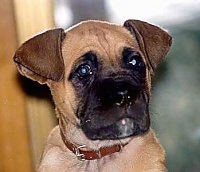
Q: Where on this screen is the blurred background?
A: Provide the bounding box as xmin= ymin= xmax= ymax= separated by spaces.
xmin=0 ymin=0 xmax=200 ymax=171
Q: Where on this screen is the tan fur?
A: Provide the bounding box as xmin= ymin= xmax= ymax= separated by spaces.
xmin=13 ymin=20 xmax=172 ymax=172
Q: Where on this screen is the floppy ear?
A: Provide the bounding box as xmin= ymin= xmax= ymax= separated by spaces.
xmin=13 ymin=28 xmax=65 ymax=84
xmin=123 ymin=19 xmax=172 ymax=73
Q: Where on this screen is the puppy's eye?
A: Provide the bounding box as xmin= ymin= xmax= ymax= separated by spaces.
xmin=123 ymin=48 xmax=145 ymax=70
xmin=77 ymin=64 xmax=93 ymax=78
xmin=128 ymin=54 xmax=144 ymax=68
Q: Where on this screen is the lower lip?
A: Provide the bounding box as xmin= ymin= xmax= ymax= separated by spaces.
xmin=82 ymin=117 xmax=136 ymax=140
xmin=117 ymin=117 xmax=134 ymax=127
xmin=116 ymin=118 xmax=135 ymax=137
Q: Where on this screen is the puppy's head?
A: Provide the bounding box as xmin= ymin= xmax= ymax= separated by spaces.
xmin=14 ymin=20 xmax=172 ymax=140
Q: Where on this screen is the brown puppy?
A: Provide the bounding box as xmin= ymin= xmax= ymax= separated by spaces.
xmin=13 ymin=19 xmax=172 ymax=172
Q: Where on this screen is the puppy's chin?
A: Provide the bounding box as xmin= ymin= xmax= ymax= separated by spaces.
xmin=81 ymin=117 xmax=150 ymax=140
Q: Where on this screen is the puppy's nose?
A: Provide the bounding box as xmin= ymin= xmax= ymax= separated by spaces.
xmin=97 ymin=80 xmax=137 ymax=106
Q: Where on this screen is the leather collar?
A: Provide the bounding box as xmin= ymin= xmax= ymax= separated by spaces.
xmin=60 ymin=129 xmax=127 ymax=161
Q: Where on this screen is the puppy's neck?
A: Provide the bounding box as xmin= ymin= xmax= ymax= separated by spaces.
xmin=42 ymin=126 xmax=166 ymax=172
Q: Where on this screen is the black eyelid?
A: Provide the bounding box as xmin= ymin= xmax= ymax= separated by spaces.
xmin=128 ymin=52 xmax=141 ymax=61
xmin=73 ymin=51 xmax=97 ymax=69
xmin=83 ymin=51 xmax=97 ymax=62
xmin=79 ymin=52 xmax=98 ymax=70
xmin=123 ymin=48 xmax=141 ymax=58
xmin=123 ymin=48 xmax=139 ymax=60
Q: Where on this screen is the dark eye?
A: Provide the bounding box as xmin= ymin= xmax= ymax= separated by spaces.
xmin=123 ymin=48 xmax=145 ymax=70
xmin=77 ymin=64 xmax=93 ymax=78
xmin=128 ymin=53 xmax=145 ymax=68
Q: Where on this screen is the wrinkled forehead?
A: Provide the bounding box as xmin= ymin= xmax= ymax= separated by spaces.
xmin=62 ymin=21 xmax=140 ymax=67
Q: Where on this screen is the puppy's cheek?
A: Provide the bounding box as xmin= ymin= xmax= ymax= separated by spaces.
xmin=139 ymin=113 xmax=150 ymax=132
xmin=48 ymin=82 xmax=77 ymax=121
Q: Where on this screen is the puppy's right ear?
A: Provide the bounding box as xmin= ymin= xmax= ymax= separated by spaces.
xmin=13 ymin=28 xmax=65 ymax=84
xmin=123 ymin=20 xmax=172 ymax=74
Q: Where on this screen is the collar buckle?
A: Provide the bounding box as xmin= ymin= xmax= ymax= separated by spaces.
xmin=74 ymin=145 xmax=86 ymax=161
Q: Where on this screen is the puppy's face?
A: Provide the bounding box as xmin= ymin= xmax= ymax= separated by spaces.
xmin=14 ymin=20 xmax=172 ymax=141
xmin=60 ymin=22 xmax=149 ymax=140
xmin=71 ymin=48 xmax=149 ymax=140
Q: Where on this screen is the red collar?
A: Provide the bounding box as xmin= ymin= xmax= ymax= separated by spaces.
xmin=60 ymin=130 xmax=127 ymax=161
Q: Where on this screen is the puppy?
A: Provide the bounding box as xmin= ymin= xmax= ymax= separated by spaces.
xmin=13 ymin=19 xmax=172 ymax=172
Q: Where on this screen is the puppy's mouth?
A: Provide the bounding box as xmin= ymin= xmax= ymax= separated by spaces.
xmin=81 ymin=117 xmax=149 ymax=140
xmin=78 ymin=78 xmax=150 ymax=140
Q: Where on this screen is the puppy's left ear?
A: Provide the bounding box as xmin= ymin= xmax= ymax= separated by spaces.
xmin=13 ymin=28 xmax=65 ymax=84
xmin=124 ymin=19 xmax=172 ymax=73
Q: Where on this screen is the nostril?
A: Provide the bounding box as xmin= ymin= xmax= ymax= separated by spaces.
xmin=115 ymin=90 xmax=130 ymax=106
xmin=115 ymin=92 xmax=125 ymax=106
